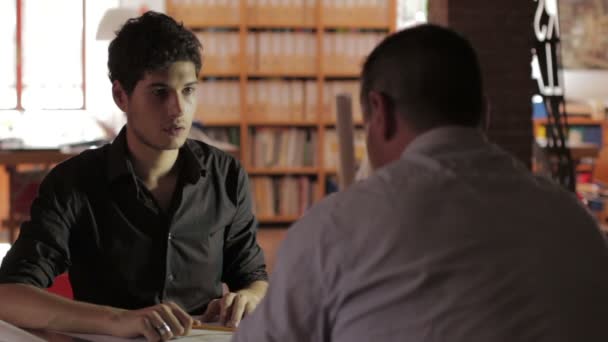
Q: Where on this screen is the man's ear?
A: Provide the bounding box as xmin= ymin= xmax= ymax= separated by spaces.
xmin=368 ymin=91 xmax=396 ymax=140
xmin=112 ymin=80 xmax=128 ymax=113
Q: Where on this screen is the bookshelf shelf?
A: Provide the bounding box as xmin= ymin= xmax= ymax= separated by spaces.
xmin=323 ymin=23 xmax=391 ymax=30
xmin=201 ymin=120 xmax=241 ymax=127
xmin=533 ymin=117 xmax=607 ymax=150
xmin=324 ymin=72 xmax=360 ymax=78
xmin=577 ymin=164 xmax=594 ymax=172
xmin=175 ymin=20 xmax=241 ymax=26
xmin=247 ymin=24 xmax=317 ymax=30
xmin=324 ymin=120 xmax=364 ymax=127
xmin=257 ymin=215 xmax=300 ymax=223
xmin=200 ymin=72 xmax=240 ymax=78
xmin=249 ymin=120 xmax=318 ymax=127
xmin=534 ymin=116 xmax=606 ymax=180
xmin=248 ymin=72 xmax=318 ymax=78
xmin=248 ymin=168 xmax=319 ymax=175
xmin=534 ymin=118 xmax=605 ymax=125
xmin=189 ymin=24 xmax=240 ymax=30
xmin=167 ymin=0 xmax=397 ymax=224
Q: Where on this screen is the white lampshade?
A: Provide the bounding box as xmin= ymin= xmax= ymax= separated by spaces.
xmin=0 ymin=243 xmax=10 ymax=264
xmin=96 ymin=7 xmax=140 ymax=40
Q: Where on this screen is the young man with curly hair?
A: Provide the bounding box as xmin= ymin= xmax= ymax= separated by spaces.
xmin=0 ymin=12 xmax=267 ymax=341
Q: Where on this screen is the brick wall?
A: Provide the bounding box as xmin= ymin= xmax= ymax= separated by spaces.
xmin=428 ymin=0 xmax=535 ymax=167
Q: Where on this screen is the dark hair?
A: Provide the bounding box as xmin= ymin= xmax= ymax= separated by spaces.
xmin=360 ymin=24 xmax=484 ymax=131
xmin=108 ymin=11 xmax=202 ymax=95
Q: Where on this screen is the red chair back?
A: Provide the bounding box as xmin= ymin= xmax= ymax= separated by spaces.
xmin=47 ymin=273 xmax=73 ymax=299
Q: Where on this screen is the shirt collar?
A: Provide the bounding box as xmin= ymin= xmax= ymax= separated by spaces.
xmin=107 ymin=126 xmax=207 ymax=184
xmin=107 ymin=126 xmax=133 ymax=183
xmin=401 ymin=125 xmax=488 ymax=159
xmin=182 ymin=139 xmax=208 ymax=183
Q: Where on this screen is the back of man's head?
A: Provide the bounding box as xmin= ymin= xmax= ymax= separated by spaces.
xmin=108 ymin=11 xmax=202 ymax=96
xmin=360 ymin=24 xmax=484 ymax=132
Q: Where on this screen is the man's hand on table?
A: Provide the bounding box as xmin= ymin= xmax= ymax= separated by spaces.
xmin=108 ymin=301 xmax=198 ymax=341
xmin=201 ymin=289 xmax=262 ymax=328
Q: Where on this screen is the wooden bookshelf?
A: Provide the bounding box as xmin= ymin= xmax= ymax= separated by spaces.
xmin=533 ymin=117 xmax=607 ymax=148
xmin=201 ymin=120 xmax=241 ymax=127
xmin=324 ymin=23 xmax=391 ymax=30
xmin=534 ymin=117 xmax=605 ymax=125
xmin=248 ymin=120 xmax=318 ymax=127
xmin=247 ymin=24 xmax=317 ymax=30
xmin=325 ymin=120 xmax=364 ymax=127
xmin=324 ymin=72 xmax=361 ymax=78
xmin=200 ymin=72 xmax=240 ymax=78
xmin=247 ymin=72 xmax=318 ymax=78
xmin=258 ymin=215 xmax=302 ymax=223
xmin=188 ymin=24 xmax=240 ymax=29
xmin=577 ymin=164 xmax=594 ymax=172
xmin=167 ymin=0 xmax=397 ymax=224
xmin=248 ymin=168 xmax=319 ymax=175
xmin=533 ymin=117 xmax=606 ymax=180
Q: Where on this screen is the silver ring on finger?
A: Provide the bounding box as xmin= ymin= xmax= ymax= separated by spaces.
xmin=155 ymin=321 xmax=172 ymax=336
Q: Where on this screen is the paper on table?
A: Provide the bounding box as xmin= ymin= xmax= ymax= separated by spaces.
xmin=174 ymin=329 xmax=232 ymax=342
xmin=0 ymin=318 xmax=232 ymax=342
xmin=63 ymin=329 xmax=232 ymax=342
xmin=63 ymin=322 xmax=232 ymax=342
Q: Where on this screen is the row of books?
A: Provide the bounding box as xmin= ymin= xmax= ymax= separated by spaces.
xmin=250 ymin=176 xmax=316 ymax=217
xmin=250 ymin=128 xmax=317 ymax=168
xmin=247 ymin=80 xmax=317 ymax=122
xmin=195 ymin=81 xmax=241 ymax=122
xmin=247 ymin=0 xmax=316 ymax=26
xmin=247 ymin=32 xmax=317 ymax=74
xmin=201 ymin=127 xmax=241 ymax=147
xmin=168 ymin=0 xmax=390 ymax=27
xmin=323 ymin=33 xmax=385 ymax=74
xmin=168 ymin=0 xmax=240 ymax=26
xmin=197 ymin=127 xmax=367 ymax=170
xmin=323 ymin=0 xmax=391 ymax=27
xmin=196 ymin=79 xmax=365 ymax=123
xmin=323 ymin=81 xmax=364 ymax=123
xmin=196 ymin=31 xmax=382 ymax=75
xmin=195 ymin=32 xmax=240 ymax=74
xmin=200 ymin=127 xmax=368 ymax=174
xmin=324 ymin=128 xmax=367 ymax=171
xmin=535 ymin=124 xmax=603 ymax=147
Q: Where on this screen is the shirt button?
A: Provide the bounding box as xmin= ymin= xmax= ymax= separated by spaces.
xmin=168 ymin=274 xmax=175 ymax=282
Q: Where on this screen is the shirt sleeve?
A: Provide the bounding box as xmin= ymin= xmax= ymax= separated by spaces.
xmin=231 ymin=204 xmax=329 ymax=342
xmin=0 ymin=168 xmax=76 ymax=288
xmin=222 ymin=162 xmax=268 ymax=290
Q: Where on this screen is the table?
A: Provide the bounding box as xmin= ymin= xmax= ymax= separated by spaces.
xmin=0 ymin=320 xmax=233 ymax=342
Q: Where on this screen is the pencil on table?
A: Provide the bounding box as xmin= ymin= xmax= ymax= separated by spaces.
xmin=192 ymin=322 xmax=236 ymax=332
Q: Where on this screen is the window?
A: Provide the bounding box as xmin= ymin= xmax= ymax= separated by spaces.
xmin=0 ymin=0 xmax=17 ymax=109
xmin=397 ymin=0 xmax=427 ymax=29
xmin=0 ymin=0 xmax=85 ymax=111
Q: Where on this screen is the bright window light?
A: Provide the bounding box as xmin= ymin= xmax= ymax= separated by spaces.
xmin=397 ymin=0 xmax=428 ymax=29
xmin=0 ymin=0 xmax=17 ymax=109
xmin=22 ymin=0 xmax=84 ymax=110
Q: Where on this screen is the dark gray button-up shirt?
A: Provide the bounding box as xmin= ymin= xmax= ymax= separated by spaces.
xmin=0 ymin=127 xmax=267 ymax=314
